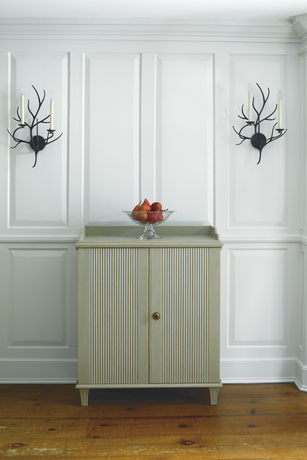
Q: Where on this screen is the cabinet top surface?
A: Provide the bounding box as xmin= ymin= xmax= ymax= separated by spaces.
xmin=76 ymin=225 xmax=222 ymax=248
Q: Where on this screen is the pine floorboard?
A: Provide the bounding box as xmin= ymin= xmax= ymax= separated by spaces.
xmin=0 ymin=383 xmax=307 ymax=458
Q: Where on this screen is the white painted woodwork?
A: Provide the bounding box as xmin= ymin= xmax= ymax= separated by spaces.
xmin=9 ymin=248 xmax=68 ymax=345
xmin=0 ymin=243 xmax=78 ymax=381
xmin=228 ymin=249 xmax=287 ymax=346
xmin=83 ymin=53 xmax=141 ymax=223
xmin=76 ymin=225 xmax=222 ymax=405
xmin=298 ymin=250 xmax=305 ymax=363
xmin=230 ymin=55 xmax=287 ymax=228
xmin=0 ymin=17 xmax=306 ymax=390
xmin=154 ymin=54 xmax=214 ymax=223
xmin=8 ymin=52 xmax=68 ymax=227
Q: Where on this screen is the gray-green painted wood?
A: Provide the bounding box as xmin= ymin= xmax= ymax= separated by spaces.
xmin=76 ymin=225 xmax=223 ymax=406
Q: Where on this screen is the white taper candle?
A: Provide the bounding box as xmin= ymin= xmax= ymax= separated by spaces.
xmin=50 ymin=90 xmax=55 ymax=130
xmin=20 ymin=86 xmax=25 ymax=125
xmin=278 ymin=90 xmax=282 ymax=129
xmin=248 ymin=82 xmax=252 ymax=122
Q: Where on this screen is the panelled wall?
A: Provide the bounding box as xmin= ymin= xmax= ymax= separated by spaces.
xmin=297 ymin=17 xmax=307 ymax=389
xmin=0 ymin=19 xmax=306 ymax=387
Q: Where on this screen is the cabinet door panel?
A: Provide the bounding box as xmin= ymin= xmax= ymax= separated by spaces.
xmin=85 ymin=247 xmax=148 ymax=385
xmin=149 ymin=247 xmax=210 ymax=384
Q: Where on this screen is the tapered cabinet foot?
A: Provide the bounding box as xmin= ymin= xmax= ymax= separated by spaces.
xmin=209 ymin=387 xmax=219 ymax=405
xmin=79 ymin=388 xmax=89 ymax=406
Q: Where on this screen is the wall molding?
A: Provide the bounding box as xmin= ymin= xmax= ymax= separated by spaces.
xmin=293 ymin=15 xmax=307 ymax=48
xmin=2 ymin=357 xmax=306 ymax=389
xmin=221 ymin=357 xmax=306 ymax=391
xmin=0 ymin=358 xmax=78 ymax=383
xmin=219 ymin=234 xmax=301 ymax=243
xmin=0 ymin=234 xmax=305 ymax=244
xmin=0 ymin=18 xmax=301 ymax=44
xmin=300 ymin=235 xmax=307 ymax=245
xmin=0 ymin=233 xmax=306 ymax=244
xmin=298 ymin=45 xmax=307 ymax=56
xmin=0 ymin=234 xmax=80 ymax=243
xmin=294 ymin=359 xmax=307 ymax=391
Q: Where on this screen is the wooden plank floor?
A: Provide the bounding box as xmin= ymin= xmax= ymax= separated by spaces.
xmin=0 ymin=383 xmax=307 ymax=458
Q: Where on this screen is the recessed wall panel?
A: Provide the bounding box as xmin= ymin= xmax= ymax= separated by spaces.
xmin=229 ymin=55 xmax=287 ymax=228
xmin=8 ymin=52 xmax=68 ymax=227
xmin=229 ymin=248 xmax=287 ymax=346
xmin=9 ymin=249 xmax=68 ymax=346
xmin=84 ymin=53 xmax=140 ymax=223
xmin=155 ymin=54 xmax=213 ymax=223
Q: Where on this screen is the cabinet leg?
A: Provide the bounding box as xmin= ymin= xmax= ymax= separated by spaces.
xmin=79 ymin=388 xmax=89 ymax=406
xmin=209 ymin=387 xmax=219 ymax=405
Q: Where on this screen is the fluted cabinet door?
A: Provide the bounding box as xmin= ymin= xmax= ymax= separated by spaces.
xmin=78 ymin=247 xmax=149 ymax=385
xmin=149 ymin=247 xmax=220 ymax=384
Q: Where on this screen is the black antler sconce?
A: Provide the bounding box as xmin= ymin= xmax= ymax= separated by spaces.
xmin=7 ymin=85 xmax=63 ymax=168
xmin=233 ymin=83 xmax=287 ymax=164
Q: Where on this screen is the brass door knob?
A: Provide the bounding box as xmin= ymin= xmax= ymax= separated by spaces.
xmin=152 ymin=312 xmax=161 ymax=320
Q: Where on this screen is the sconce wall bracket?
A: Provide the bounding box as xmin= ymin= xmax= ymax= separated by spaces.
xmin=251 ymin=132 xmax=266 ymax=151
xmin=29 ymin=134 xmax=46 ymax=152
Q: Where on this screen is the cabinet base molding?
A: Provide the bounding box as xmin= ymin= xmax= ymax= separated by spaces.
xmin=76 ymin=382 xmax=223 ymax=407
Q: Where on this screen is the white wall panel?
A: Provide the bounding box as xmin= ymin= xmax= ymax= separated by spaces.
xmin=0 ymin=242 xmax=78 ymax=381
xmin=83 ymin=53 xmax=141 ymax=223
xmin=140 ymin=53 xmax=159 ymax=201
xmin=8 ymin=248 xmax=68 ymax=346
xmin=8 ymin=52 xmax=68 ymax=227
xmin=155 ymin=54 xmax=213 ymax=223
xmin=228 ymin=248 xmax=287 ymax=346
xmin=229 ymin=55 xmax=287 ymax=229
xmin=300 ymin=51 xmax=307 ymax=236
xmin=220 ymin=242 xmax=300 ymax=383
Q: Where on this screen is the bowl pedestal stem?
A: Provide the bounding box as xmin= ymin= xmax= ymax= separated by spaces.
xmin=138 ymin=223 xmax=161 ymax=240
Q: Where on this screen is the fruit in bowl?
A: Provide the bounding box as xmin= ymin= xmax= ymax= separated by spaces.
xmin=123 ymin=199 xmax=176 ymax=239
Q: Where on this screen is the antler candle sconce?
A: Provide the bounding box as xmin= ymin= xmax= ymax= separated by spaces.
xmin=233 ymin=83 xmax=287 ymax=164
xmin=7 ymin=85 xmax=63 ymax=168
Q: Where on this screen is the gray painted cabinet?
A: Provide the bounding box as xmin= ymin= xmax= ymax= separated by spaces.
xmin=75 ymin=225 xmax=223 ymax=406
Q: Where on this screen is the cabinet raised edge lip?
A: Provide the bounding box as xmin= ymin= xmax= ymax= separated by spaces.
xmin=75 ymin=225 xmax=223 ymax=249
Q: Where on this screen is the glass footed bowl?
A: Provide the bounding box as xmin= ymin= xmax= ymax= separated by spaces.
xmin=123 ymin=210 xmax=176 ymax=239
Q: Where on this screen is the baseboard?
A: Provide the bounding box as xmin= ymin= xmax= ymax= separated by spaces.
xmin=221 ymin=377 xmax=295 ymax=384
xmin=0 ymin=359 xmax=78 ymax=383
xmin=294 ymin=359 xmax=307 ymax=391
xmin=221 ymin=357 xmax=307 ymax=392
xmin=0 ymin=378 xmax=77 ymax=384
xmin=220 ymin=357 xmax=298 ymax=384
xmin=1 ymin=357 xmax=307 ymax=390
xmin=293 ymin=378 xmax=307 ymax=392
